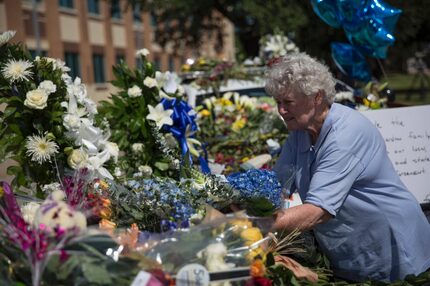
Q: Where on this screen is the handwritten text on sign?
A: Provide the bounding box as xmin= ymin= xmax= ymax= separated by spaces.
xmin=361 ymin=105 xmax=430 ymax=203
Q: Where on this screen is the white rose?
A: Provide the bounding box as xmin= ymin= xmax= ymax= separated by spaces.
xmin=138 ymin=165 xmax=152 ymax=177
xmin=177 ymin=85 xmax=185 ymax=96
xmin=63 ymin=114 xmax=81 ymax=130
xmin=24 ymin=89 xmax=48 ymax=110
xmin=127 ymin=85 xmax=142 ymax=98
xmin=136 ymin=48 xmax=150 ymax=57
xmin=38 ymin=80 xmax=57 ymax=94
xmin=131 ymin=143 xmax=144 ymax=153
xmin=143 ymin=76 xmax=157 ymax=88
xmin=67 ymin=149 xmax=88 ymax=169
xmin=114 ymin=167 xmax=123 ymax=177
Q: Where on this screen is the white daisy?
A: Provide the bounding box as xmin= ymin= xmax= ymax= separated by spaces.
xmin=1 ymin=59 xmax=33 ymax=83
xmin=146 ymin=103 xmax=173 ymax=129
xmin=25 ymin=134 xmax=59 ymax=164
xmin=0 ymin=30 xmax=16 ymax=46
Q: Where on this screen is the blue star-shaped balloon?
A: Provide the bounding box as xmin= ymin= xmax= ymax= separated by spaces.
xmin=331 ymin=42 xmax=371 ymax=82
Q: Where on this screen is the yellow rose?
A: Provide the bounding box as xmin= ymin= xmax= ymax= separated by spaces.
xmin=232 ymin=118 xmax=247 ymax=132
xmin=24 ymin=89 xmax=48 ymax=110
xmin=67 ymin=149 xmax=88 ymax=169
xmin=246 ymin=247 xmax=266 ymax=262
xmin=198 ymin=109 xmax=211 ymax=117
xmin=250 ymin=259 xmax=266 ymax=277
xmin=230 ymin=218 xmax=253 ymax=232
xmin=241 ymin=227 xmax=263 ymax=245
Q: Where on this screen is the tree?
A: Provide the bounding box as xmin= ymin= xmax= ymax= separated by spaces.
xmin=126 ymin=0 xmax=309 ymax=58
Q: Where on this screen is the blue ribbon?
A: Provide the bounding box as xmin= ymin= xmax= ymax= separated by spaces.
xmin=161 ymin=98 xmax=210 ymax=174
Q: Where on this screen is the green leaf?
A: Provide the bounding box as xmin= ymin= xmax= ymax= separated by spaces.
xmin=3 ymin=106 xmax=16 ymax=119
xmin=7 ymin=165 xmax=22 ymax=176
xmin=82 ymin=262 xmax=112 ymax=284
xmin=154 ymin=161 xmax=169 ymax=171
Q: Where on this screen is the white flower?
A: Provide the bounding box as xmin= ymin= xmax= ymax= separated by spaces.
xmin=138 ymin=165 xmax=153 ymax=177
xmin=143 ymin=76 xmax=157 ymax=88
xmin=136 ymin=48 xmax=150 ymax=57
xmin=63 ymin=113 xmax=83 ymax=131
xmin=67 ymin=149 xmax=88 ymax=169
xmin=114 ymin=167 xmax=123 ymax=177
xmin=127 ymin=85 xmax=142 ymax=98
xmin=24 ymin=89 xmax=49 ymax=109
xmin=25 ymin=134 xmax=59 ymax=164
xmin=177 ymin=85 xmax=185 ymax=96
xmin=21 ymin=202 xmax=41 ymax=224
xmin=38 ymin=80 xmax=57 ymax=94
xmin=0 ymin=30 xmax=16 ymax=46
xmin=1 ymin=59 xmax=33 ymax=82
xmin=146 ymin=103 xmax=173 ymax=129
xmin=197 ymin=242 xmax=234 ymax=272
xmin=67 ymin=77 xmax=87 ymax=104
xmin=42 ymin=182 xmax=62 ymax=194
xmin=86 ymin=150 xmax=114 ymax=180
xmin=132 ymin=143 xmax=144 ymax=153
xmin=35 ymin=56 xmax=70 ymax=73
xmin=155 ymin=71 xmax=180 ymax=94
xmin=335 ymin=91 xmax=354 ymax=102
xmin=104 ymin=141 xmax=119 ymax=161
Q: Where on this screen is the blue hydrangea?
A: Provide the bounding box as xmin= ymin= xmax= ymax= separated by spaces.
xmin=227 ymin=169 xmax=282 ymax=208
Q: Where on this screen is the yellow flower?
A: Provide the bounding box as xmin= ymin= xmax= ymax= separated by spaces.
xmin=229 ymin=218 xmax=253 ymax=234
xmin=99 ymin=218 xmax=116 ymax=232
xmin=198 ymin=58 xmax=206 ymax=65
xmin=182 ymin=64 xmax=190 ymax=71
xmin=220 ymin=98 xmax=233 ymax=106
xmin=0 ymin=186 xmax=3 ymax=198
xmin=199 ymin=109 xmax=211 ymax=117
xmin=241 ymin=227 xmax=263 ymax=245
xmin=241 ymin=157 xmax=250 ymax=163
xmin=246 ymin=247 xmax=266 ymax=262
xmin=98 ymin=180 xmax=109 ymax=191
xmin=232 ymin=117 xmax=247 ymax=132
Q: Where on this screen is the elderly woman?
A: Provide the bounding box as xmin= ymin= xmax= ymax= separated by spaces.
xmin=267 ymin=53 xmax=430 ymax=282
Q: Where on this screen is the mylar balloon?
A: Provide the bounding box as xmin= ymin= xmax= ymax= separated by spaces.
xmin=364 ymin=0 xmax=402 ymax=34
xmin=336 ymin=0 xmax=367 ymax=31
xmin=311 ymin=0 xmax=342 ymax=28
xmin=331 ymin=42 xmax=371 ymax=82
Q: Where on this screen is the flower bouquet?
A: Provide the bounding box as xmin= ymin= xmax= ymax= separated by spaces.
xmin=97 ymin=49 xmax=208 ymax=179
xmin=0 ymin=31 xmax=117 ymax=195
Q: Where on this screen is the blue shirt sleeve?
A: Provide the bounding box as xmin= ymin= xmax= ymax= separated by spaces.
xmin=305 ymin=147 xmax=365 ymax=216
xmin=273 ymin=132 xmax=297 ymax=190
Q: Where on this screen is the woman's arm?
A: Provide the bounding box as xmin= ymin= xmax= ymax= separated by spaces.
xmin=271 ymin=203 xmax=332 ymax=232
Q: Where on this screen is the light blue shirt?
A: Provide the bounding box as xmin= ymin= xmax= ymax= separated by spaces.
xmin=274 ymin=103 xmax=430 ymax=282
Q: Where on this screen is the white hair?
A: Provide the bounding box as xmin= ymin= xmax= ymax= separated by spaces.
xmin=265 ymin=53 xmax=336 ymax=104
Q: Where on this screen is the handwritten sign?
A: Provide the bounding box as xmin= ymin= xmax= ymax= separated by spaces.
xmin=361 ymin=105 xmax=430 ymax=203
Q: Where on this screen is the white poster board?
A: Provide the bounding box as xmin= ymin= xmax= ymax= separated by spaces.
xmin=361 ymin=105 xmax=430 ymax=204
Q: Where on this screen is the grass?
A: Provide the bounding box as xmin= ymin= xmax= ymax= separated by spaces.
xmin=383 ymin=73 xmax=430 ymax=105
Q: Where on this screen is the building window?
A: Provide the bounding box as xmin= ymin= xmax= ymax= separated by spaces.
xmin=64 ymin=52 xmax=80 ymax=79
xmin=92 ymin=54 xmax=105 ymax=83
xmin=29 ymin=49 xmax=47 ymax=59
xmin=116 ymin=54 xmax=125 ymax=64
xmin=133 ymin=4 xmax=142 ymax=23
xmin=150 ymin=13 xmax=157 ymax=27
xmin=59 ymin=0 xmax=74 ymax=8
xmin=168 ymin=56 xmax=175 ymax=71
xmin=136 ymin=58 xmax=143 ymax=70
xmin=110 ymin=0 xmax=121 ymax=19
xmin=87 ymin=0 xmax=100 ymax=15
xmin=153 ymin=56 xmax=161 ymax=71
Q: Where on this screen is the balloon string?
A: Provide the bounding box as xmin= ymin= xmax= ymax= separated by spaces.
xmin=376 ymin=58 xmax=388 ymax=81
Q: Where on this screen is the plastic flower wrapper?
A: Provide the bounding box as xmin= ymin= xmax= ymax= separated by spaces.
xmin=133 ymin=210 xmax=274 ymax=281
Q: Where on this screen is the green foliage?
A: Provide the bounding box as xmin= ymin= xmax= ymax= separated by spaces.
xmin=0 ymin=42 xmax=74 ymax=191
xmin=97 ymin=57 xmax=181 ymax=178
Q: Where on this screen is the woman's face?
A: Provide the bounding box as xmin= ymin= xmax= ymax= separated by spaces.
xmin=274 ymin=88 xmax=316 ymax=131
